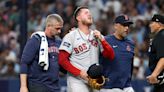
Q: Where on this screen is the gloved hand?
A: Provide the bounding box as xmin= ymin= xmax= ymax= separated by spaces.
xmin=87 ymin=63 xmax=107 ymax=90
xmin=88 ymin=75 xmax=105 ymax=90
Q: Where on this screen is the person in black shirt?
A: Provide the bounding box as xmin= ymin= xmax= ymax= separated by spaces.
xmin=147 ymin=14 xmax=164 ymax=92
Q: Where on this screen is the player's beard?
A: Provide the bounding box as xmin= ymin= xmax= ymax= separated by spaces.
xmin=82 ymin=18 xmax=93 ymax=26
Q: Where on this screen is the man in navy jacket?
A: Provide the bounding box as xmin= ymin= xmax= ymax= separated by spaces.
xmin=20 ymin=14 xmax=63 ymax=92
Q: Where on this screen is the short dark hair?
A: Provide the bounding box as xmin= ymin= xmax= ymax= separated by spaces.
xmin=73 ymin=6 xmax=88 ymax=21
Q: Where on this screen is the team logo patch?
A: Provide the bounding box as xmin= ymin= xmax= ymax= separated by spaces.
xmin=124 ymin=15 xmax=129 ymax=20
xmin=112 ymin=45 xmax=118 ymax=48
xmin=63 ymin=42 xmax=71 ymax=48
xmin=126 ymin=45 xmax=131 ymax=51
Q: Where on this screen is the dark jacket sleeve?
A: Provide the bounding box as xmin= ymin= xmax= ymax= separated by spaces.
xmin=20 ymin=36 xmax=40 ymax=74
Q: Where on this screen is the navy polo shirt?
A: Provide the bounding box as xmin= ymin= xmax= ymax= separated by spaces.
xmin=101 ymin=35 xmax=134 ymax=89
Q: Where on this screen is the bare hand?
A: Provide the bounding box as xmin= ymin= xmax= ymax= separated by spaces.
xmin=79 ymin=70 xmax=89 ymax=81
xmin=93 ymin=30 xmax=104 ymax=41
xmin=146 ymin=75 xmax=159 ymax=84
xmin=20 ymin=86 xmax=28 ymax=92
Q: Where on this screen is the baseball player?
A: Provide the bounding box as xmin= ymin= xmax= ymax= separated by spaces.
xmin=59 ymin=6 xmax=114 ymax=92
xmin=100 ymin=15 xmax=135 ymax=92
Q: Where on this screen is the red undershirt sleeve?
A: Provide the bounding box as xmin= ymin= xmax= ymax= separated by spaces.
xmin=101 ymin=39 xmax=115 ymax=60
xmin=59 ymin=50 xmax=81 ymax=76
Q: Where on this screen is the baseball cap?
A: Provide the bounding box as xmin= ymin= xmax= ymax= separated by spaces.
xmin=87 ymin=63 xmax=103 ymax=79
xmin=114 ymin=15 xmax=133 ymax=26
xmin=151 ymin=14 xmax=164 ymax=24
xmin=73 ymin=6 xmax=88 ymax=21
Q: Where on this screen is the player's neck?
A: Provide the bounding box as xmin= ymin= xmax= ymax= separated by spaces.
xmin=78 ymin=25 xmax=90 ymax=35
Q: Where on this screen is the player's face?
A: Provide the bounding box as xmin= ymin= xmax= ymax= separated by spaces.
xmin=49 ymin=21 xmax=63 ymax=37
xmin=79 ymin=9 xmax=93 ymax=26
xmin=115 ymin=23 xmax=130 ymax=38
xmin=149 ymin=22 xmax=160 ymax=33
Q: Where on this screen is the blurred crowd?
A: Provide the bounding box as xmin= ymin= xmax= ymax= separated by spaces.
xmin=0 ymin=0 xmax=163 ymax=91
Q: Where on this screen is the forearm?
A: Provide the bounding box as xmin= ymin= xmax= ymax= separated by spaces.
xmin=151 ymin=58 xmax=164 ymax=77
xmin=20 ymin=74 xmax=28 ymax=87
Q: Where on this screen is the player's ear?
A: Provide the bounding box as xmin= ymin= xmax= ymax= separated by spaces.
xmin=76 ymin=16 xmax=81 ymax=22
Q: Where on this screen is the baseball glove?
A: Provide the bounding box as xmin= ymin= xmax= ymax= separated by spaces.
xmin=88 ymin=76 xmax=105 ymax=90
xmin=87 ymin=64 xmax=106 ymax=90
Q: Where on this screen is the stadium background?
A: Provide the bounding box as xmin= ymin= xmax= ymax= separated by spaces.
xmin=0 ymin=0 xmax=164 ymax=92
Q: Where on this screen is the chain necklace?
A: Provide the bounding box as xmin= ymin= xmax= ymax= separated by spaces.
xmin=78 ymin=28 xmax=92 ymax=48
xmin=77 ymin=28 xmax=91 ymax=42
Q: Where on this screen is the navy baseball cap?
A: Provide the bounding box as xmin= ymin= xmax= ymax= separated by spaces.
xmin=114 ymin=15 xmax=133 ymax=26
xmin=151 ymin=14 xmax=164 ymax=24
xmin=87 ymin=63 xmax=103 ymax=79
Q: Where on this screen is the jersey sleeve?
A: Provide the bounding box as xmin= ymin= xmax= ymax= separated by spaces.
xmin=59 ymin=50 xmax=81 ymax=76
xmin=101 ymin=39 xmax=115 ymax=60
xmin=99 ymin=35 xmax=104 ymax=52
xmin=156 ymin=33 xmax=164 ymax=59
xmin=20 ymin=36 xmax=40 ymax=74
xmin=59 ymin=33 xmax=73 ymax=54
